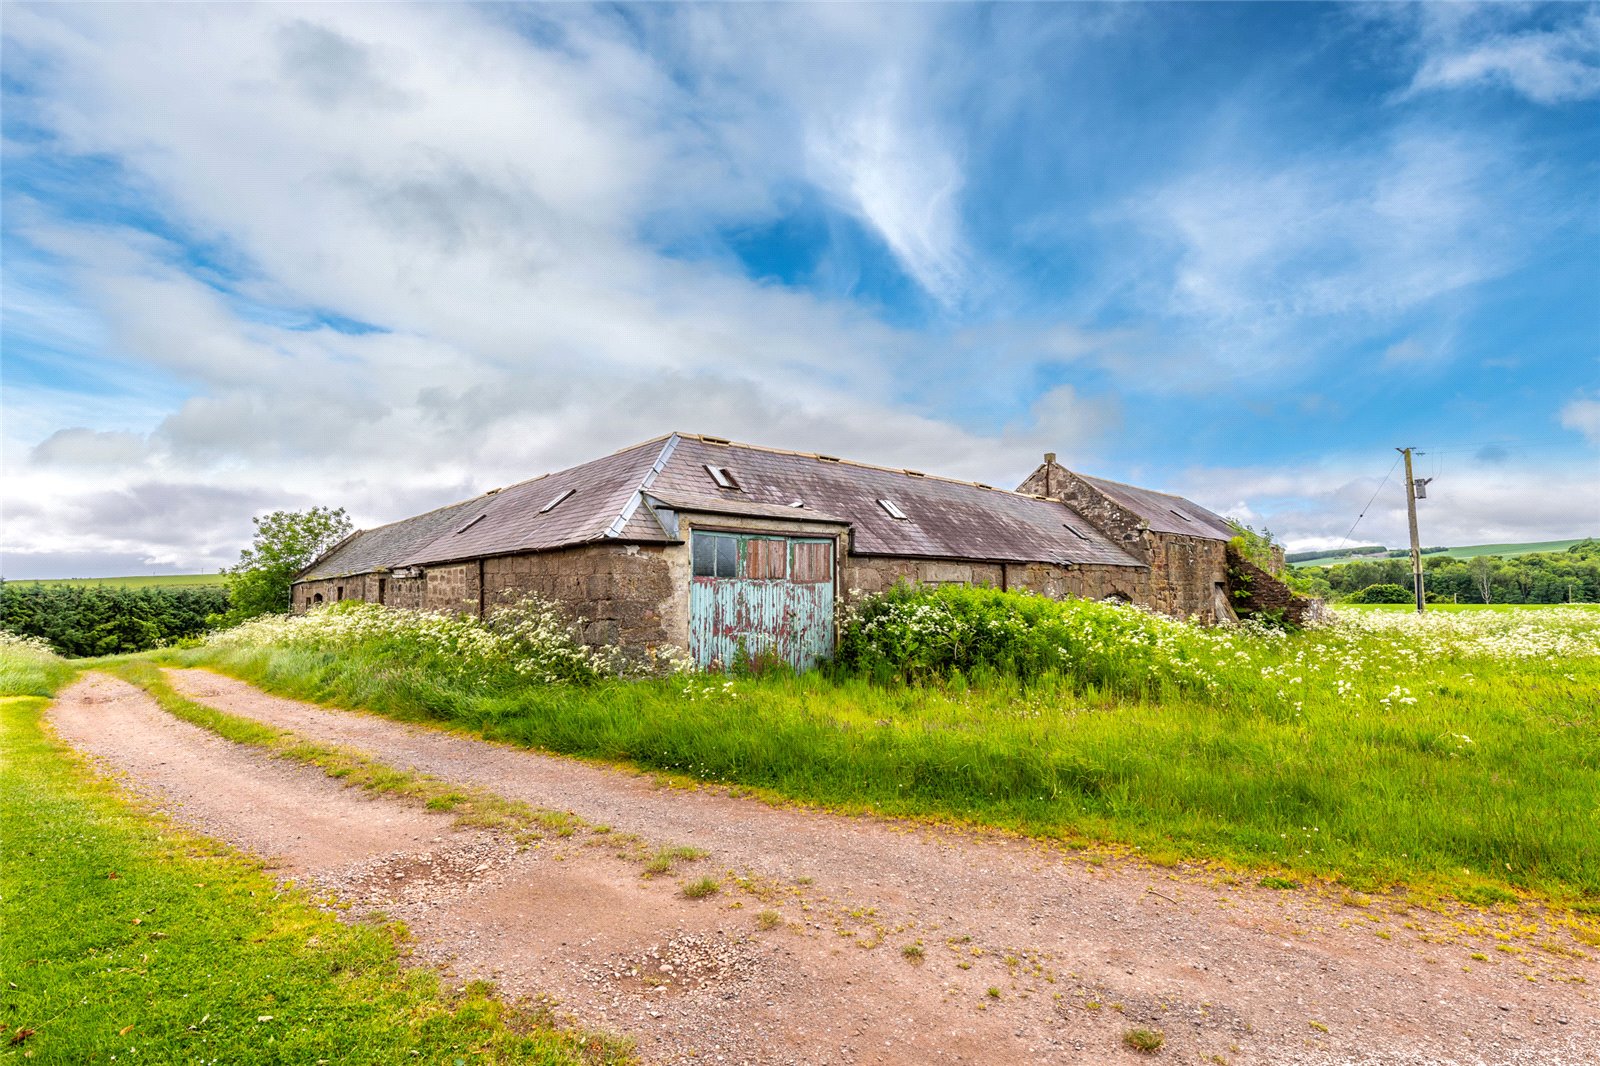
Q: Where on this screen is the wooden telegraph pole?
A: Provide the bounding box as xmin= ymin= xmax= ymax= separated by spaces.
xmin=1398 ymin=447 xmax=1432 ymax=614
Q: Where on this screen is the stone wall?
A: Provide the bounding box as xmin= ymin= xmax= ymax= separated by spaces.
xmin=1225 ymin=546 xmax=1314 ymax=627
xmin=483 ymin=542 xmax=680 ymax=651
xmin=841 ymin=556 xmax=1148 ymax=604
xmin=423 ymin=564 xmax=475 ymax=614
xmin=1017 ymin=462 xmax=1233 ymax=622
xmin=293 ymin=574 xmax=372 ymax=610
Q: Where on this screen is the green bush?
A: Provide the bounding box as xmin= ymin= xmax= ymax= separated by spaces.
xmin=833 ymin=582 xmax=1230 ymax=695
xmin=1345 ymin=583 xmax=1413 ymax=604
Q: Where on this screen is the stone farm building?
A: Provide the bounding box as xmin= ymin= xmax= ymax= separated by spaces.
xmin=293 ymin=432 xmax=1258 ymax=670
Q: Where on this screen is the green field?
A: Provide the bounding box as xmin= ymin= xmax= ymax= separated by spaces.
xmin=1343 ymin=602 xmax=1600 ymax=613
xmin=5 ymin=572 xmax=229 ymax=588
xmin=1292 ymin=538 xmax=1587 ymax=568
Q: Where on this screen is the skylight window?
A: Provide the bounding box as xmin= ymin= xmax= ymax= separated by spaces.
xmin=704 ymin=464 xmax=742 ymax=490
xmin=878 ymin=499 xmax=908 ymax=520
xmin=1063 ymin=523 xmax=1089 ymax=540
xmin=456 ymin=513 xmax=487 ymax=534
xmin=540 ymin=488 xmax=576 ymax=514
xmin=1169 ymin=508 xmax=1193 ymax=523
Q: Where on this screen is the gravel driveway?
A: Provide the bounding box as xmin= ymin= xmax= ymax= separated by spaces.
xmin=46 ymin=670 xmax=1600 ymax=1065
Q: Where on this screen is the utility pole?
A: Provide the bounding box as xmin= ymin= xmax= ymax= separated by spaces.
xmin=1398 ymin=447 xmax=1431 ymax=614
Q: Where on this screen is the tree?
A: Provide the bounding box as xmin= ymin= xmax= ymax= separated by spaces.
xmin=1467 ymin=555 xmax=1496 ymax=604
xmin=223 ymin=506 xmax=352 ymax=623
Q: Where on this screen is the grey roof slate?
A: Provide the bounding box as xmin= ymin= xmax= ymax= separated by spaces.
xmin=297 ymin=433 xmax=1156 ymax=580
xmin=650 ymin=437 xmax=1141 ymax=567
xmin=299 ymin=496 xmax=485 ymax=580
xmin=1077 ymin=474 xmax=1237 ymax=541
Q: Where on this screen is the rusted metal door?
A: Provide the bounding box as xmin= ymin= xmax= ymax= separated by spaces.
xmin=688 ymin=532 xmax=834 ymax=671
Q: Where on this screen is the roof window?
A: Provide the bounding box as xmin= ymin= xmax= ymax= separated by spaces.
xmin=816 ymin=454 xmax=841 ymax=463
xmin=878 ymin=499 xmax=909 ymax=520
xmin=540 ymin=488 xmax=576 ymax=514
xmin=456 ymin=513 xmax=487 ymax=534
xmin=1063 ymin=523 xmax=1090 ymax=540
xmin=1169 ymin=508 xmax=1193 ymax=523
xmin=704 ymin=464 xmax=742 ymax=490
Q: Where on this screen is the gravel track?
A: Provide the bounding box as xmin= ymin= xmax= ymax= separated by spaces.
xmin=46 ymin=669 xmax=1600 ymax=1065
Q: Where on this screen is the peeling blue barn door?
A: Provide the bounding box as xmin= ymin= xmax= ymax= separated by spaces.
xmin=688 ymin=532 xmax=834 ymax=671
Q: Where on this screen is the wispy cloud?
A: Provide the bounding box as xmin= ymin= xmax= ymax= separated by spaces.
xmin=1407 ymin=9 xmax=1600 ymax=104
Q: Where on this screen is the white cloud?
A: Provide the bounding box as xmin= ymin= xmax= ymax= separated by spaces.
xmin=1561 ymin=393 xmax=1600 ymax=445
xmin=1407 ymin=11 xmax=1600 ymax=105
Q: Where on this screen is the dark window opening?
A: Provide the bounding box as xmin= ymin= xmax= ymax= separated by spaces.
xmin=313 ymin=592 xmax=324 ymax=604
xmin=336 ymin=586 xmax=344 ymax=601
xmin=692 ymin=533 xmax=739 ymax=578
xmin=377 ymin=578 xmax=387 ymax=605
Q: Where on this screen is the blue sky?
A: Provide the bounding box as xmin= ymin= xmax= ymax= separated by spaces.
xmin=2 ymin=2 xmax=1597 ymax=577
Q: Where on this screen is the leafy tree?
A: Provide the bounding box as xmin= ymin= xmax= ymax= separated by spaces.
xmin=1468 ymin=556 xmax=1496 ymax=604
xmin=223 ymin=506 xmax=352 ymax=623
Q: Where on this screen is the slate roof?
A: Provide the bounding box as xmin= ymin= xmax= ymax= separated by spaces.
xmin=296 ymin=432 xmax=1150 ymax=580
xmin=1077 ymin=473 xmax=1237 ymax=541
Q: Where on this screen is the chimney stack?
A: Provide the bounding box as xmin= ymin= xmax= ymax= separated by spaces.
xmin=1044 ymin=452 xmax=1056 ymax=465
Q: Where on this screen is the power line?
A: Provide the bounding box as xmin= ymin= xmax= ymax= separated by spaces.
xmin=1337 ymin=454 xmax=1402 ymax=552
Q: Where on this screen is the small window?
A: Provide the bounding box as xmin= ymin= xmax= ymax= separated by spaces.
xmin=704 ymin=464 xmax=741 ymax=490
xmin=878 ymin=499 xmax=908 ymax=520
xmin=1169 ymin=508 xmax=1193 ymax=523
xmin=457 ymin=513 xmax=487 ymax=534
xmin=692 ymin=533 xmax=739 ymax=578
xmin=540 ymin=488 xmax=576 ymax=513
xmin=1064 ymin=523 xmax=1089 ymax=540
xmin=335 ymin=586 xmax=344 ymax=601
xmin=312 ymin=592 xmax=323 ymax=605
xmin=377 ymin=578 xmax=387 ymax=605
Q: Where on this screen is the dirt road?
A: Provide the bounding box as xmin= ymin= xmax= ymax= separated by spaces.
xmin=46 ymin=670 xmax=1599 ymax=1065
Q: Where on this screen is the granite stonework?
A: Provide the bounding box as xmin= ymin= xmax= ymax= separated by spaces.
xmin=841 ymin=556 xmax=1147 ymax=604
xmin=1225 ymin=546 xmax=1315 ymax=627
xmin=1017 ymin=462 xmax=1232 ymax=622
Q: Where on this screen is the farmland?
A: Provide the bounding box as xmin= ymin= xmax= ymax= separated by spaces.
xmin=1290 ymin=538 xmax=1588 ymax=568
xmin=161 ymin=590 xmax=1600 ymax=906
xmin=6 ymin=573 xmax=229 ymax=588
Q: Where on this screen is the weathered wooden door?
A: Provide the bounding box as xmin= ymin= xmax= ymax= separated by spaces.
xmin=688 ymin=532 xmax=834 ymax=671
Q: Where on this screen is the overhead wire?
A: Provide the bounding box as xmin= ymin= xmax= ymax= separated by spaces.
xmin=1336 ymin=454 xmax=1402 ymax=552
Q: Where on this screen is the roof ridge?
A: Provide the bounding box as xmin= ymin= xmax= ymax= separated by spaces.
xmin=673 ymin=431 xmax=1061 ymax=505
xmin=1077 ymin=469 xmax=1204 ymax=505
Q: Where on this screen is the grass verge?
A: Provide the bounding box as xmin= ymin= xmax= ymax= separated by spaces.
xmin=0 ymin=691 xmax=630 ymax=1064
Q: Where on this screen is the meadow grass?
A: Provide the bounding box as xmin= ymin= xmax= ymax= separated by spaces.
xmin=169 ymin=600 xmax=1600 ymax=906
xmin=0 ymin=643 xmax=629 ymax=1064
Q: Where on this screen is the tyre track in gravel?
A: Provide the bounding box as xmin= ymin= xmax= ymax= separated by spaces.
xmin=64 ymin=668 xmax=1600 ymax=1064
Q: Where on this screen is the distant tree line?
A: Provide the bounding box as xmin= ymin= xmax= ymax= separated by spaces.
xmin=0 ymin=583 xmax=230 ymax=656
xmin=1289 ymin=540 xmax=1600 ymax=604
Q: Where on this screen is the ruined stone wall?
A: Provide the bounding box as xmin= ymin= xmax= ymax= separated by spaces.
xmin=482 ymin=543 xmax=679 ymax=652
xmin=1225 ymin=546 xmax=1314 ymax=627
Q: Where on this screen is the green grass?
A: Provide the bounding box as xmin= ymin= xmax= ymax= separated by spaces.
xmin=1293 ymin=539 xmax=1588 ymax=568
xmin=0 ymin=648 xmax=630 ymax=1065
xmin=6 ymin=572 xmax=229 ymax=588
xmin=167 ymin=605 xmax=1600 ymax=907
xmin=1343 ymin=602 xmax=1600 ymax=612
